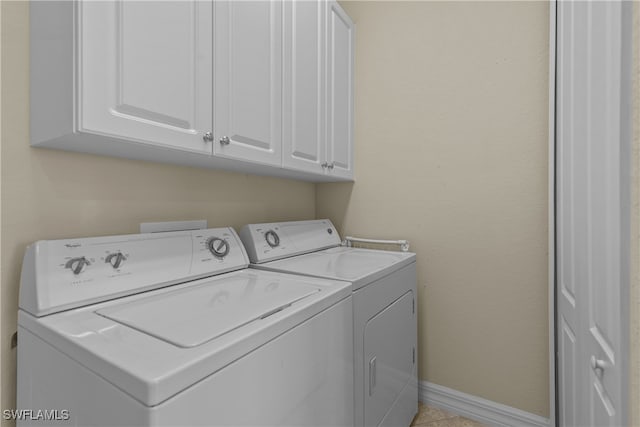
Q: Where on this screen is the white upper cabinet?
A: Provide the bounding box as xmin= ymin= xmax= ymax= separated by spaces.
xmin=282 ymin=0 xmax=354 ymax=179
xmin=30 ymin=0 xmax=354 ymax=182
xmin=80 ymin=1 xmax=212 ymax=154
xmin=326 ymin=1 xmax=354 ymax=179
xmin=282 ymin=0 xmax=327 ymax=174
xmin=214 ymin=0 xmax=283 ymax=166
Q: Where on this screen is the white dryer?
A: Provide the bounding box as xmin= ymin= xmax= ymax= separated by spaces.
xmin=239 ymin=220 xmax=418 ymax=427
xmin=17 ymin=227 xmax=354 ymax=426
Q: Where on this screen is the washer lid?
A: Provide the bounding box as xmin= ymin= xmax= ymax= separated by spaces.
xmin=96 ymin=276 xmax=320 ymax=348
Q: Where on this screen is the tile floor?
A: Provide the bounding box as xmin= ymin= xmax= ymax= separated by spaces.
xmin=411 ymin=403 xmax=487 ymax=427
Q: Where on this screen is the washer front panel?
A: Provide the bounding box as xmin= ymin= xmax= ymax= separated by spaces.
xmin=18 ymin=269 xmax=351 ymax=406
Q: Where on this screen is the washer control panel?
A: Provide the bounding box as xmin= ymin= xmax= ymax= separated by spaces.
xmin=19 ymin=227 xmax=249 ymax=317
xmin=239 ymin=219 xmax=341 ymax=264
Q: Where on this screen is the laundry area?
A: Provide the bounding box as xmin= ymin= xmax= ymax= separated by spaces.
xmin=1 ymin=1 xmax=639 ymax=427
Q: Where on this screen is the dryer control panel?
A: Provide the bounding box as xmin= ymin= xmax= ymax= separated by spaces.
xmin=19 ymin=228 xmax=249 ymax=317
xmin=239 ymin=219 xmax=342 ymax=264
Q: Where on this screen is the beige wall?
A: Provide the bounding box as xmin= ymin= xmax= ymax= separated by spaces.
xmin=318 ymin=1 xmax=550 ymax=417
xmin=0 ymin=1 xmax=316 ymax=415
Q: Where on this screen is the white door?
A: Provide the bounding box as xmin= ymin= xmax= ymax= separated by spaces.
xmin=326 ymin=1 xmax=354 ymax=179
xmin=282 ymin=0 xmax=327 ymax=174
xmin=80 ymin=1 xmax=213 ymax=154
xmin=214 ymin=0 xmax=283 ymax=166
xmin=556 ymin=1 xmax=629 ymax=425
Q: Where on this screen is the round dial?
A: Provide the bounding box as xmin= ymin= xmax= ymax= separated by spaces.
xmin=264 ymin=230 xmax=280 ymax=248
xmin=105 ymin=252 xmax=126 ymax=269
xmin=207 ymin=237 xmax=230 ymax=258
xmin=65 ymin=256 xmax=90 ymax=275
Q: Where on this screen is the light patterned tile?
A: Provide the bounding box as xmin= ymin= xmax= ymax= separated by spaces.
xmin=422 ymin=416 xmax=487 ymax=427
xmin=411 ymin=403 xmax=457 ymax=426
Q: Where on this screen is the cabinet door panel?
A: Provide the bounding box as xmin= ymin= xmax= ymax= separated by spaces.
xmin=80 ymin=1 xmax=212 ymax=154
xmin=214 ymin=0 xmax=282 ymax=166
xmin=282 ymin=0 xmax=326 ymax=173
xmin=326 ymin=1 xmax=354 ymax=179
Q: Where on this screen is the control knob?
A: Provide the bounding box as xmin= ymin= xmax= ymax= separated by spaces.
xmin=105 ymin=252 xmax=126 ymax=269
xmin=264 ymin=230 xmax=280 ymax=248
xmin=65 ymin=257 xmax=90 ymax=275
xmin=207 ymin=237 xmax=230 ymax=258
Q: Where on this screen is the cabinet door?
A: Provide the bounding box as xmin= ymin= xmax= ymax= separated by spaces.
xmin=80 ymin=1 xmax=213 ymax=154
xmin=282 ymin=0 xmax=326 ymax=174
xmin=214 ymin=0 xmax=283 ymax=166
xmin=326 ymin=1 xmax=354 ymax=179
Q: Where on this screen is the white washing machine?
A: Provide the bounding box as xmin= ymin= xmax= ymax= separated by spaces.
xmin=17 ymin=227 xmax=354 ymax=427
xmin=239 ymin=220 xmax=418 ymax=427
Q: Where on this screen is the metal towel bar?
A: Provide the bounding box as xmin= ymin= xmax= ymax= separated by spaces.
xmin=343 ymin=236 xmax=410 ymax=252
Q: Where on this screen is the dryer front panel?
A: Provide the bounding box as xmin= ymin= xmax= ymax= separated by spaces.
xmin=363 ymin=291 xmax=416 ymax=427
xmin=351 ymin=262 xmax=417 ymax=427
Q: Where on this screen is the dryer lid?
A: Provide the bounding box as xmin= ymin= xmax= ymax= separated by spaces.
xmin=96 ymin=275 xmax=320 ymax=348
xmin=257 ymin=247 xmax=416 ymax=290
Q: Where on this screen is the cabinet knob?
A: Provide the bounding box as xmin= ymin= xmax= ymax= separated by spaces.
xmin=219 ymin=136 xmax=230 ymax=145
xmin=321 ymin=162 xmax=328 ymax=168
xmin=203 ymin=132 xmax=213 ymax=142
xmin=328 ymin=162 xmax=335 ymax=170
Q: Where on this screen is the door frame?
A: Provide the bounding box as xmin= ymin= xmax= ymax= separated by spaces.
xmin=549 ymin=1 xmax=633 ymax=425
xmin=548 ymin=2 xmax=556 ymax=426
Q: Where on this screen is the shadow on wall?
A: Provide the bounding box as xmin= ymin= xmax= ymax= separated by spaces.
xmin=317 ymin=183 xmax=354 ymax=234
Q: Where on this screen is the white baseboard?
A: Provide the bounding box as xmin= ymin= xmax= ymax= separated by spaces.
xmin=419 ymin=381 xmax=551 ymax=427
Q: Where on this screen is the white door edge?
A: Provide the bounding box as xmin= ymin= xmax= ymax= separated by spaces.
xmin=618 ymin=1 xmax=634 ymax=422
